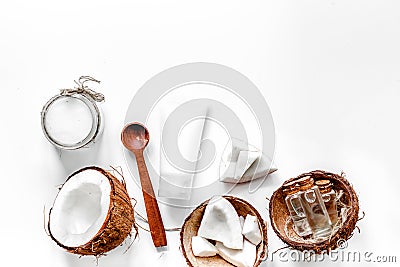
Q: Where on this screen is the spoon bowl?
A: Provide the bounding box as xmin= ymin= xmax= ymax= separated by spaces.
xmin=121 ymin=123 xmax=149 ymax=151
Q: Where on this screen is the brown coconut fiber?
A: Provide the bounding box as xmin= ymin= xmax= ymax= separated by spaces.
xmin=48 ymin=166 xmax=136 ymax=256
xmin=180 ymin=195 xmax=268 ymax=267
xmin=269 ymin=170 xmax=359 ymax=254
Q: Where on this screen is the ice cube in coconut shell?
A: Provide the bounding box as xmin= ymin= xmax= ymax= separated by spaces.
xmin=48 ymin=166 xmax=136 ymax=256
xmin=269 ymin=170 xmax=359 ymax=254
xmin=180 ymin=196 xmax=268 ymax=267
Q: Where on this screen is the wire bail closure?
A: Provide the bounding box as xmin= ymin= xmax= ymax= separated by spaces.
xmin=59 ymin=76 xmax=105 ymax=102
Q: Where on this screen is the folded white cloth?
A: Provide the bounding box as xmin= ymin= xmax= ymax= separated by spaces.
xmin=219 ymin=138 xmax=277 ymax=184
xmin=158 ymin=106 xmax=207 ymax=200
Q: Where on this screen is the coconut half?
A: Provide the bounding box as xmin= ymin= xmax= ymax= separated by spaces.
xmin=269 ymin=170 xmax=359 ymax=254
xmin=48 ymin=166 xmax=136 ymax=256
xmin=180 ymin=196 xmax=268 ymax=267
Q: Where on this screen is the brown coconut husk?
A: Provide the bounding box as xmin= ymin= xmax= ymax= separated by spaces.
xmin=180 ymin=196 xmax=268 ymax=267
xmin=48 ymin=166 xmax=136 ymax=256
xmin=269 ymin=170 xmax=359 ymax=254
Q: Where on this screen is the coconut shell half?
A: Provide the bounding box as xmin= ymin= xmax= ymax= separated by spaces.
xmin=269 ymin=170 xmax=359 ymax=254
xmin=180 ymin=196 xmax=268 ymax=267
xmin=48 ymin=166 xmax=136 ymax=256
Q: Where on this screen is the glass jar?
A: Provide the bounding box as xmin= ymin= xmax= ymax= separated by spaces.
xmin=297 ymin=176 xmax=332 ymax=238
xmin=283 ymin=180 xmax=312 ymax=237
xmin=41 ymin=77 xmax=104 ymax=150
xmin=316 ymin=179 xmax=338 ymax=226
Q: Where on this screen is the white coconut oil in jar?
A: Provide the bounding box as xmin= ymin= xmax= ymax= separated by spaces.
xmin=41 ymin=76 xmax=104 ymax=150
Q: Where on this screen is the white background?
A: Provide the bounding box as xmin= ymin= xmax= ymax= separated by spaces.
xmin=1 ymin=0 xmax=399 ymax=266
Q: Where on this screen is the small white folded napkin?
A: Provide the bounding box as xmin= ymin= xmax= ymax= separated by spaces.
xmin=219 ymin=138 xmax=277 ymax=184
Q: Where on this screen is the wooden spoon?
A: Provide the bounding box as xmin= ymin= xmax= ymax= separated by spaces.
xmin=121 ymin=122 xmax=167 ymax=248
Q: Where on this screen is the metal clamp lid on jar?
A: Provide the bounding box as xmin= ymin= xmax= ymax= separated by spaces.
xmin=41 ymin=76 xmax=105 ymax=150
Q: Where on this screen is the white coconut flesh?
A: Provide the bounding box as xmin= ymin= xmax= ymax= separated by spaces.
xmin=50 ymin=169 xmax=111 ymax=247
xmin=197 ymin=196 xmax=244 ymax=249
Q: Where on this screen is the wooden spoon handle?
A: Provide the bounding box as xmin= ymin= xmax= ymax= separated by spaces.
xmin=134 ymin=150 xmax=167 ymax=247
